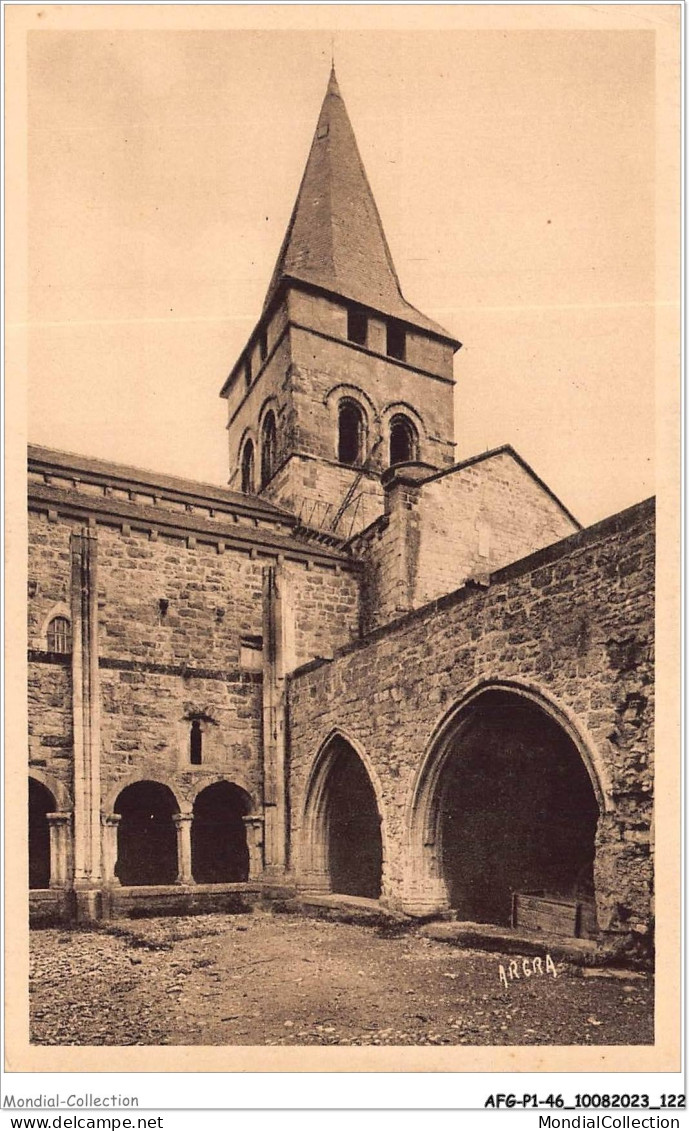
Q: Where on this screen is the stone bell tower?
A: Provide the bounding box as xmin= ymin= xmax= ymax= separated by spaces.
xmin=220 ymin=67 xmax=462 ymax=537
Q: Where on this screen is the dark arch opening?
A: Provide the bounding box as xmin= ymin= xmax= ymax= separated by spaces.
xmin=437 ymin=690 xmax=599 ymax=928
xmin=321 ymin=740 xmax=382 ymax=899
xmin=240 ymin=440 xmax=255 ymax=494
xmin=114 ymin=781 xmax=179 ymax=886
xmin=337 ymin=400 xmax=366 ymax=466
xmin=260 ymin=411 xmax=277 ymax=488
xmin=29 ymin=778 xmax=55 ymax=889
xmin=191 ymin=782 xmax=251 ymax=883
xmin=389 ymin=415 xmax=418 ymax=465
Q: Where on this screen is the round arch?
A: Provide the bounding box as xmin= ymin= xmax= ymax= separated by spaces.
xmin=29 ymin=768 xmax=72 ymax=812
xmin=37 ymin=603 xmax=72 ymax=652
xmin=380 ymin=401 xmax=427 ymax=438
xmin=299 ymin=729 xmax=386 ymax=900
xmin=29 ymin=777 xmax=57 ymax=889
xmin=104 ymin=772 xmax=188 ymax=816
xmin=405 ymin=681 xmax=608 ymax=925
xmin=324 ymin=383 xmax=379 ymax=421
xmin=188 ymin=775 xmax=256 ymax=813
xmin=191 ymin=780 xmax=252 ymax=883
xmin=113 ymin=779 xmax=181 ymax=886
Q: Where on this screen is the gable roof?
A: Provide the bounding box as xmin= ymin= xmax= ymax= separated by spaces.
xmin=262 ymin=68 xmax=459 ymax=346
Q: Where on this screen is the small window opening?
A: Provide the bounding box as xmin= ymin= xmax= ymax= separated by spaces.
xmin=260 ymin=411 xmax=277 ymax=488
xmin=47 ymin=616 xmax=71 ymax=654
xmin=241 ymin=439 xmax=255 ymax=494
xmin=259 ymin=328 xmax=268 ymax=363
xmin=347 ymin=307 xmax=368 ymax=347
xmin=389 ymin=415 xmax=418 ymax=466
xmin=338 ymin=400 xmax=366 ymax=466
xmin=190 ymin=719 xmax=202 ymax=765
xmin=386 ymin=320 xmax=406 ymax=361
xmin=240 ymin=635 xmax=263 ymax=672
xmin=244 ymin=356 xmax=252 ymax=390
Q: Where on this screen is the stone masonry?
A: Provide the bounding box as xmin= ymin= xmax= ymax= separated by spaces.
xmin=27 ymin=67 xmax=655 ymax=945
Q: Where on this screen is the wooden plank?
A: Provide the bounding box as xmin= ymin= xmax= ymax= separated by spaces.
xmin=513 ymin=892 xmax=580 ymax=937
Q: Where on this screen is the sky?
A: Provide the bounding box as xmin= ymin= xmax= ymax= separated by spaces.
xmin=23 ymin=14 xmax=667 ymax=526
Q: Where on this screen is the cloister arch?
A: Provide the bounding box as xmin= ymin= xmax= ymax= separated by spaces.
xmin=114 ymin=780 xmax=180 ymax=886
xmin=300 ymin=731 xmax=385 ymax=900
xmin=405 ymin=682 xmax=607 ymax=927
xmin=29 ymin=777 xmax=56 ymax=889
xmin=191 ymin=781 xmax=252 ymax=883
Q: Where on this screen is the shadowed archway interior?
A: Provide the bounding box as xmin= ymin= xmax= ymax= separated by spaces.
xmin=321 ymin=739 xmax=383 ymax=899
xmin=191 ymin=781 xmax=251 ymax=883
xmin=29 ymin=777 xmax=55 ymax=889
xmin=437 ymin=690 xmax=599 ymax=926
xmin=114 ymin=780 xmax=179 ymax=886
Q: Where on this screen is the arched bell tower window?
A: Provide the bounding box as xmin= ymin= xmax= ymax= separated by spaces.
xmin=389 ymin=414 xmax=418 ymax=466
xmin=338 ymin=399 xmax=366 ymax=466
xmin=240 ymin=439 xmax=255 ymax=494
xmin=260 ymin=411 xmax=277 ymax=488
xmin=46 ymin=616 xmax=71 ymax=654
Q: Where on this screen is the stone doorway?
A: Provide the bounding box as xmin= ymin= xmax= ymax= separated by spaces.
xmin=302 ymin=735 xmax=383 ymax=900
xmin=29 ymin=777 xmax=55 ymax=889
xmin=114 ymin=781 xmax=179 ymax=886
xmin=191 ymin=782 xmax=251 ymax=883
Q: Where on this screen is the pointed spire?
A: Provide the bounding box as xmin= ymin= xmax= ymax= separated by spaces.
xmin=262 ymin=70 xmax=458 ymax=343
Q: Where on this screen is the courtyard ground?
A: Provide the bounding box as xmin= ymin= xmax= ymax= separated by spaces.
xmin=29 ymin=910 xmax=653 ymax=1047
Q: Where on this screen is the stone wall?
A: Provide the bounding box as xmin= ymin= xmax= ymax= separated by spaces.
xmin=287 ymin=498 xmax=655 ymax=940
xmin=28 ymin=479 xmax=360 ymax=823
xmin=288 ymin=320 xmax=455 ymax=471
xmin=265 ymin=454 xmax=385 ymax=537
xmin=354 ymin=448 xmax=579 ymax=632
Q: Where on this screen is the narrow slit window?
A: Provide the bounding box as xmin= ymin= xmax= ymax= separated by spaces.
xmin=386 ymin=320 xmax=406 ymax=361
xmin=261 ymin=411 xmax=277 ymax=488
xmin=190 ymin=719 xmax=202 ymax=765
xmin=244 ymin=356 xmax=252 ymax=390
xmin=347 ymin=307 xmax=368 ymax=347
xmin=259 ymin=329 xmax=268 ymax=363
xmin=241 ymin=439 xmax=255 ymax=494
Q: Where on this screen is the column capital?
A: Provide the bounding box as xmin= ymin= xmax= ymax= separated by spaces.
xmin=172 ymin=811 xmax=193 ymax=826
xmin=101 ymin=812 xmax=121 ymax=828
xmin=242 ymin=814 xmax=265 ymax=828
xmin=47 ymin=811 xmax=73 ymax=826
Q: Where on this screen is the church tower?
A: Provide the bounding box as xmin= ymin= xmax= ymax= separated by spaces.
xmin=220 ymin=68 xmax=462 ymax=537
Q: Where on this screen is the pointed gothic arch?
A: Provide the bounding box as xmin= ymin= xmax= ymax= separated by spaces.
xmin=405 ymin=681 xmax=607 ymax=925
xmin=300 ymin=731 xmax=385 ymax=899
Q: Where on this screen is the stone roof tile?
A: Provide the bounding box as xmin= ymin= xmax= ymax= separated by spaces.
xmin=263 ymin=68 xmax=459 ymax=345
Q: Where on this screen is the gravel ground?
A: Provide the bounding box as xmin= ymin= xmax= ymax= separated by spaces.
xmin=29 ymin=910 xmax=653 ymax=1046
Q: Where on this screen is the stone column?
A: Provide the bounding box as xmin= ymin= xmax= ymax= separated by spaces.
xmin=300 ymin=869 xmax=332 ymax=896
xmin=101 ymin=813 xmax=121 ymax=886
xmin=70 ymin=529 xmax=102 ymax=922
xmin=46 ymin=812 xmax=72 ymax=889
xmin=173 ymin=813 xmax=194 ymax=885
xmin=242 ymin=815 xmax=265 ymax=881
xmin=261 ymin=562 xmax=294 ymax=878
xmin=398 ymin=843 xmax=451 ymax=917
